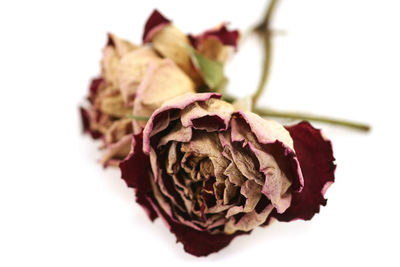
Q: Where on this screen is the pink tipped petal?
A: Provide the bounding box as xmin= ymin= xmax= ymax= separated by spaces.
xmin=142 ymin=9 xmax=171 ymax=43
xmin=273 ymin=121 xmax=336 ymax=222
xmin=119 ymin=132 xmax=158 ymax=221
xmin=230 ymin=112 xmax=304 ymax=192
xmin=143 ymin=93 xmax=222 ymax=153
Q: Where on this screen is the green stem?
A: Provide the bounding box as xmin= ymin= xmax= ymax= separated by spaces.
xmin=254 ymin=107 xmax=371 ymax=131
xmin=252 ymin=0 xmax=280 ymax=107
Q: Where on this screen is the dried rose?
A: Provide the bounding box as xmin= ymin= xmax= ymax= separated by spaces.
xmin=120 ymin=93 xmax=335 ymax=256
xmin=80 ymin=10 xmax=239 ymax=166
xmin=80 ymin=34 xmax=195 ymax=166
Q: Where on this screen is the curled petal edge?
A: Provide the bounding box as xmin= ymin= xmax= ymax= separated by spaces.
xmin=272 ymin=121 xmax=336 ymax=222
xmin=119 ymin=130 xmax=246 ymax=256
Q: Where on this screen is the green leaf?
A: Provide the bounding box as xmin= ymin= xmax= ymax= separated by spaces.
xmin=126 ymin=115 xmax=150 ymax=121
xmin=185 ymin=45 xmax=224 ymax=90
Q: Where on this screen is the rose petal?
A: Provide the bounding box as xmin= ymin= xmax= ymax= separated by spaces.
xmin=103 ymin=118 xmax=133 ymax=145
xmin=132 ymin=59 xmax=195 ymax=133
xmin=98 ymin=93 xmax=132 ymax=118
xmin=87 ymin=77 xmax=103 ymax=104
xmin=79 ymin=107 xmax=102 ymax=139
xmin=151 ymin=24 xmax=194 ymax=78
xmin=142 ymin=9 xmax=171 ymax=43
xmin=101 ymin=134 xmax=132 ymax=167
xmin=231 ymin=112 xmax=304 ymax=192
xmin=120 ymin=132 xmax=158 ymax=221
xmin=225 ymin=204 xmax=274 ymax=234
xmin=116 ymin=47 xmax=162 ymax=105
xmin=106 ymin=33 xmax=137 ymax=58
xmin=146 ymin=193 xmax=245 ymax=257
xmin=189 ymin=24 xmax=240 ymax=50
xmin=273 ymin=121 xmax=336 ymax=221
xmin=179 ymin=96 xmax=234 ymax=131
xmin=143 ymin=93 xmax=222 ymax=154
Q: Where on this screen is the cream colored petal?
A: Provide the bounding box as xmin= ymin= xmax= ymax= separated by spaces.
xmin=117 ymin=47 xmax=162 ymax=104
xmin=100 ymin=134 xmax=132 ymax=165
xmin=101 ymin=46 xmax=120 ymax=88
xmin=223 ymin=179 xmax=238 ymax=205
xmin=250 ymin=145 xmax=292 ymax=213
xmin=107 ymin=33 xmax=137 ymax=58
xmin=234 ymin=111 xmax=295 ymax=150
xmin=196 ymin=37 xmax=229 ymax=62
xmin=133 ymin=59 xmax=195 ymax=132
xmin=158 ymin=121 xmax=192 ymax=147
xmin=224 ymin=161 xmax=246 ymax=186
xmin=225 ymin=180 xmax=262 ymax=218
xmin=241 ymin=180 xmax=262 ymax=212
xmin=151 ymin=25 xmax=194 ymax=78
xmin=103 ymin=118 xmax=133 ymax=145
xmin=180 ymin=98 xmax=234 ymax=130
xmin=224 ymin=204 xmax=274 ymax=234
xmin=137 ymin=59 xmax=195 ymax=108
xmin=99 ymin=93 xmax=132 ymax=118
xmin=181 ymin=132 xmax=222 ymax=158
xmin=165 ymin=142 xmax=179 ymax=175
xmin=219 ymin=132 xmax=264 ymax=185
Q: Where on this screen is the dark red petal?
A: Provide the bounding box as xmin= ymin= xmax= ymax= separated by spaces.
xmin=273 ymin=121 xmax=336 ymax=221
xmin=119 ymin=132 xmax=158 ymax=221
xmin=189 ymin=24 xmax=240 ymax=49
xmin=79 ymin=107 xmax=102 ymax=139
xmin=87 ymin=77 xmax=103 ymax=104
xmin=106 ymin=33 xmax=115 ymax=47
xmin=148 ymin=195 xmax=245 ymax=257
xmin=142 ymin=9 xmax=171 ymax=43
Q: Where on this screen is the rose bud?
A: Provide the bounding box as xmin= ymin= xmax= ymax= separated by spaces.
xmin=120 ymin=93 xmax=335 ymax=256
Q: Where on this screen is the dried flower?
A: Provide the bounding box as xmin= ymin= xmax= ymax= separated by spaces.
xmin=120 ymin=93 xmax=335 ymax=256
xmin=80 ymin=10 xmax=239 ymax=166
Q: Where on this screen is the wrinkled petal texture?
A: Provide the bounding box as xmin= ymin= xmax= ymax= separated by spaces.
xmin=273 ymin=121 xmax=336 ymax=221
xmin=122 ymin=92 xmax=304 ymax=256
xmin=120 ymin=132 xmax=244 ymax=257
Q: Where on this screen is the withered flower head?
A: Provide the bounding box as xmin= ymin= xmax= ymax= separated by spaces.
xmin=120 ymin=93 xmax=335 ymax=256
xmin=80 ymin=10 xmax=239 ymax=166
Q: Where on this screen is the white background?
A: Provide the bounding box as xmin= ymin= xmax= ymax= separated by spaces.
xmin=1 ymin=0 xmax=399 ymax=266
